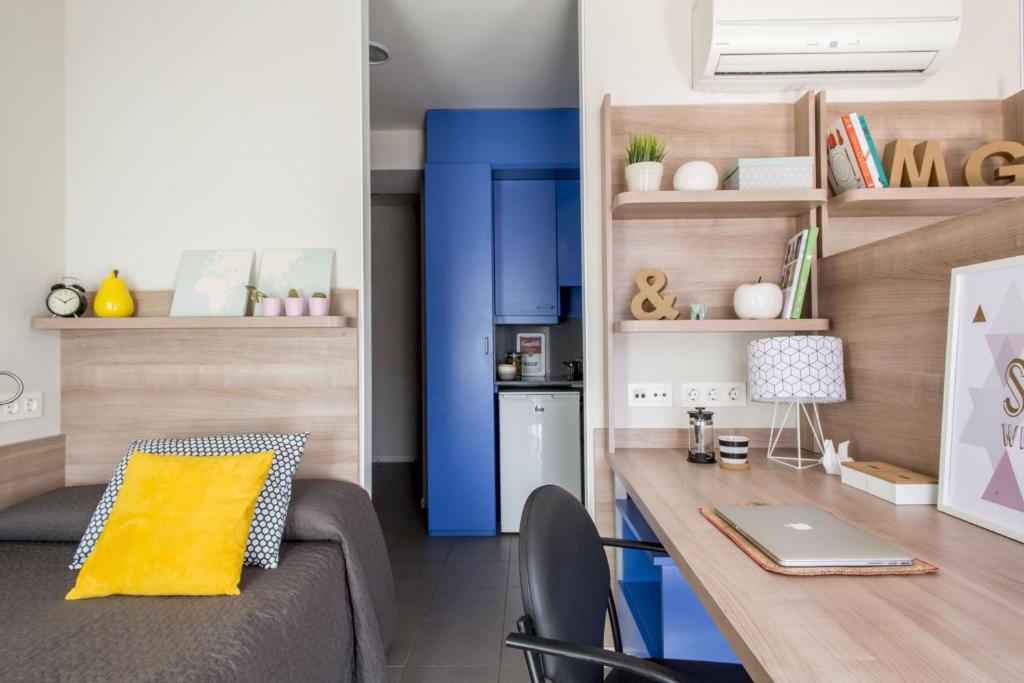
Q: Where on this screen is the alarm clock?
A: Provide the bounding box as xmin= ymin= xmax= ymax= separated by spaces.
xmin=46 ymin=278 xmax=88 ymax=318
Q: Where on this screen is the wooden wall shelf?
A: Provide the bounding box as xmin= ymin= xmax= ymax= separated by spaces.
xmin=828 ymin=186 xmax=1024 ymax=218
xmin=612 ymin=189 xmax=825 ymax=220
xmin=614 ymin=319 xmax=830 ymax=334
xmin=31 ymin=316 xmax=352 ymax=330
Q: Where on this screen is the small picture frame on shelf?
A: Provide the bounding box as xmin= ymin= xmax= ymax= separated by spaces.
xmin=170 ymin=250 xmax=254 ymax=317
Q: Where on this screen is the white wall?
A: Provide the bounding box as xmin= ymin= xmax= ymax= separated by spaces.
xmin=64 ymin=0 xmax=366 ymax=291
xmin=370 ymin=197 xmax=421 ymax=463
xmin=371 ymin=129 xmax=424 ymax=170
xmin=0 ymin=1 xmax=64 ymax=447
xmin=580 ymin=0 xmax=1023 ymax=434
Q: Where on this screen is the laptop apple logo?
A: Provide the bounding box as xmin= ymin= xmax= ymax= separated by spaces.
xmin=785 ymin=522 xmax=813 ymax=531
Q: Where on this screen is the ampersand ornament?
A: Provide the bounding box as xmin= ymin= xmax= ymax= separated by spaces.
xmin=630 ymin=268 xmax=680 ymax=320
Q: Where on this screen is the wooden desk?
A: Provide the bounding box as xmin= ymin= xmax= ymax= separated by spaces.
xmin=608 ymin=448 xmax=1024 ymax=683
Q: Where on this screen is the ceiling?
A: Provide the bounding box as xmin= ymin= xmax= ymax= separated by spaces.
xmin=368 ymin=0 xmax=579 ymax=131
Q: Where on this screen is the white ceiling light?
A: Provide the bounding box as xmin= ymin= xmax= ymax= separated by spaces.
xmin=369 ymin=41 xmax=391 ymax=65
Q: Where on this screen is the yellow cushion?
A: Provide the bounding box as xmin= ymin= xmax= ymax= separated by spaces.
xmin=66 ymin=450 xmax=274 ymax=600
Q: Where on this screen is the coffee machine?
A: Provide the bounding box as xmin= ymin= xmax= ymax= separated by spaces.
xmin=687 ymin=407 xmax=716 ymax=464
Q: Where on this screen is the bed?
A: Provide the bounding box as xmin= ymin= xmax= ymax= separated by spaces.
xmin=0 ymin=479 xmax=396 ymax=683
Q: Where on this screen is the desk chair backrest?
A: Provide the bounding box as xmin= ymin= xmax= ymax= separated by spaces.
xmin=519 ymin=485 xmax=609 ymax=683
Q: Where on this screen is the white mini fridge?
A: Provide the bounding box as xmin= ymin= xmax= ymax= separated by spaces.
xmin=498 ymin=391 xmax=582 ymax=533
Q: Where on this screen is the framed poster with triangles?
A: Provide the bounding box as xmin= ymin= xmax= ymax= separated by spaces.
xmin=939 ymin=255 xmax=1024 ymax=543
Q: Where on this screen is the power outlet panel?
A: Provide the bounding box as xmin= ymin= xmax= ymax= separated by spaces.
xmin=0 ymin=391 xmax=43 ymax=423
xmin=679 ymin=382 xmax=746 ymax=408
xmin=627 ymin=383 xmax=673 ymax=408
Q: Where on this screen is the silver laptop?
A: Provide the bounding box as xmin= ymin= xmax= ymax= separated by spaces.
xmin=715 ymin=505 xmax=914 ymax=567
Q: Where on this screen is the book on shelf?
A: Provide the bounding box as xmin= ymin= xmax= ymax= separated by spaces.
xmin=788 ymin=226 xmax=818 ymax=319
xmin=778 ymin=227 xmax=818 ymax=319
xmin=826 ymin=113 xmax=888 ymax=194
xmin=778 ymin=229 xmax=807 ymax=319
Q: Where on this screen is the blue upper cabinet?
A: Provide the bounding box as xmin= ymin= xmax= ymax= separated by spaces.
xmin=424 ymin=163 xmax=497 ymax=536
xmin=426 ymin=109 xmax=579 ymax=167
xmin=557 ymin=180 xmax=582 ymax=287
xmin=493 ymin=180 xmax=558 ymax=324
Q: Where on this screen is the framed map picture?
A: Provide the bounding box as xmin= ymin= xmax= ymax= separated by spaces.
xmin=939 ymin=255 xmax=1024 ymax=543
xmin=253 ymin=249 xmax=335 ymax=315
xmin=169 ymin=250 xmax=254 ymax=317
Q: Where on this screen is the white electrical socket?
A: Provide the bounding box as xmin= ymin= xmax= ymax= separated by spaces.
xmin=0 ymin=391 xmax=43 ymax=423
xmin=627 ymin=383 xmax=673 ymax=408
xmin=679 ymin=383 xmax=746 ymax=408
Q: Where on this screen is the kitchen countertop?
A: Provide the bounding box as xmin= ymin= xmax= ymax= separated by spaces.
xmin=494 ymin=375 xmax=583 ymax=390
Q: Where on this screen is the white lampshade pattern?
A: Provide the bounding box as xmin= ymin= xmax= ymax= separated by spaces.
xmin=748 ymin=336 xmax=846 ymax=404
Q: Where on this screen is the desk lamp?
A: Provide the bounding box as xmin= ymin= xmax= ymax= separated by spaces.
xmin=747 ymin=336 xmax=846 ymax=469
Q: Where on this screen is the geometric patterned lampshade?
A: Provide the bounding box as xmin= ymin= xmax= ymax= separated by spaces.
xmin=748 ymin=336 xmax=846 ymax=404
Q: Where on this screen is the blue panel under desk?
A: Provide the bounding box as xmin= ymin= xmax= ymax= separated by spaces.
xmin=424 ymin=163 xmax=497 ymax=536
xmin=616 ymin=496 xmax=740 ymax=665
xmin=426 ymin=109 xmax=579 ymax=166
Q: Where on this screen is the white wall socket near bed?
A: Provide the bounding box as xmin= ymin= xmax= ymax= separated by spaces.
xmin=0 ymin=391 xmax=43 ymax=423
xmin=679 ymin=383 xmax=746 ymax=408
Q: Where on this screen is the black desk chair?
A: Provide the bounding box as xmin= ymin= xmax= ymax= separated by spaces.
xmin=505 ymin=485 xmax=752 ymax=683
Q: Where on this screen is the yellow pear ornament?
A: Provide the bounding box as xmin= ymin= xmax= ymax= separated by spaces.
xmin=93 ymin=269 xmax=135 ymax=318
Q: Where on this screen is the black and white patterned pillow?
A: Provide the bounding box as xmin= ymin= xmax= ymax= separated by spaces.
xmin=70 ymin=433 xmax=308 ymax=570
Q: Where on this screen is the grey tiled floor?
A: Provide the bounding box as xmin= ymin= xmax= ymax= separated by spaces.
xmin=373 ymin=463 xmax=530 ymax=683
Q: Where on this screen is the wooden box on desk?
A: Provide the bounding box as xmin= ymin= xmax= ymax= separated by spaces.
xmin=840 ymin=461 xmax=938 ymax=505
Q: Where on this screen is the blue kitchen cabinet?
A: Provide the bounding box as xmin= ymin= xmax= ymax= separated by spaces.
xmin=493 ymin=180 xmax=559 ymax=324
xmin=557 ymin=180 xmax=581 ymax=287
xmin=557 ymin=179 xmax=582 ymax=318
xmin=426 ymin=109 xmax=579 ymax=166
xmin=424 ymin=163 xmax=497 ymax=536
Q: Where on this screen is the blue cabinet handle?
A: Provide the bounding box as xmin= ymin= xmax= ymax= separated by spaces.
xmin=484 ymin=336 xmax=490 ymax=356
xmin=536 ymin=304 xmax=555 ymax=310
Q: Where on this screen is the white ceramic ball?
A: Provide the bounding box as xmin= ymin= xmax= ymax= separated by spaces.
xmin=733 ymin=281 xmax=784 ymax=320
xmin=673 ymin=161 xmax=719 ymax=191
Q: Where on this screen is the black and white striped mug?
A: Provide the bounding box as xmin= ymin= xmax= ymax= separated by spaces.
xmin=718 ymin=435 xmax=749 ymax=464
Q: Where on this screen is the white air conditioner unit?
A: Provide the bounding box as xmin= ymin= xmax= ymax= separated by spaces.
xmin=692 ymin=0 xmax=962 ymax=92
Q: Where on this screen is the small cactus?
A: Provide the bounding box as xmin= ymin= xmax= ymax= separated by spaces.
xmin=245 ymin=285 xmax=266 ymax=303
xmin=287 ymin=288 xmax=301 ymax=298
xmin=311 ymin=291 xmax=327 ymax=299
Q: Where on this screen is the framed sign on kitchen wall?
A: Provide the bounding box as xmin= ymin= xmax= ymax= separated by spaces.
xmin=939 ymin=255 xmax=1024 ymax=543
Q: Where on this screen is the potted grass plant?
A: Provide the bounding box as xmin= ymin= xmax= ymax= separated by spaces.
xmin=246 ymin=286 xmax=282 ymax=317
xmin=624 ymin=133 xmax=667 ymax=192
xmin=308 ymin=291 xmax=330 ymax=317
xmin=284 ymin=288 xmax=305 ymax=316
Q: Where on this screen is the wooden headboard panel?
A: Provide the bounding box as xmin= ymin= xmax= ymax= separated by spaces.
xmin=61 ymin=289 xmax=359 ymax=485
xmin=819 ymin=199 xmax=1024 ymax=475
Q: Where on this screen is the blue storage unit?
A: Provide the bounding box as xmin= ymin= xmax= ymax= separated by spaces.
xmin=557 ymin=180 xmax=582 ymax=287
xmin=494 ymin=180 xmax=559 ymax=324
xmin=424 ymin=108 xmax=580 ymax=536
xmin=424 ymin=163 xmax=497 ymax=536
xmin=616 ymin=498 xmax=740 ymax=664
xmin=426 ymin=109 xmax=579 ymax=166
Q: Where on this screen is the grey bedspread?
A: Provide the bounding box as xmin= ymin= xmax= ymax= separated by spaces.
xmin=0 ymin=480 xmax=397 ymax=683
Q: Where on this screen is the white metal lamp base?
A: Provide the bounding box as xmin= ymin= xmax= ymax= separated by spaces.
xmin=766 ymin=401 xmax=827 ymax=470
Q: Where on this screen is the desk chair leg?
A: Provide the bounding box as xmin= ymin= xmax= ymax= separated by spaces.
xmin=608 ymin=589 xmax=623 ymax=653
xmin=516 ymin=615 xmax=546 ymax=683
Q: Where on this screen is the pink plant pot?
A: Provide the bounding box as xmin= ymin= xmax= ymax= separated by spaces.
xmin=260 ymin=298 xmax=283 ymax=316
xmin=284 ymin=297 xmax=306 ymax=316
xmin=308 ymin=297 xmax=330 ymax=316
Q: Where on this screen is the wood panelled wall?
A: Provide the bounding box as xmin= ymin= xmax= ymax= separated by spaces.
xmin=819 ymin=199 xmax=1024 ymax=475
xmin=0 ymin=435 xmax=64 ymax=510
xmin=61 ymin=290 xmax=359 ymax=485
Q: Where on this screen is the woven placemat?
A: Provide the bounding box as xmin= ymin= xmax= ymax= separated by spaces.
xmin=700 ymin=507 xmax=939 ymax=576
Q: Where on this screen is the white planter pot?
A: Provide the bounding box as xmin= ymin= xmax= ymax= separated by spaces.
xmin=624 ymin=161 xmax=664 ymax=192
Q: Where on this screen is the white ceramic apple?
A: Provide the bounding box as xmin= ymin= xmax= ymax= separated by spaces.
xmin=733 ymin=279 xmax=784 ymax=319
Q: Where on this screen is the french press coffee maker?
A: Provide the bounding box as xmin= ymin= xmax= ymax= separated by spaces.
xmin=687 ymin=407 xmax=716 ymax=464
